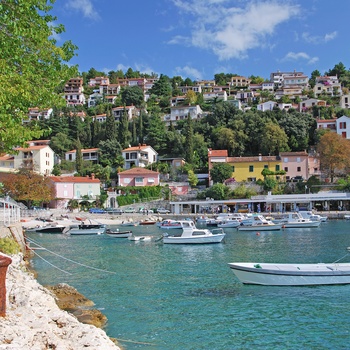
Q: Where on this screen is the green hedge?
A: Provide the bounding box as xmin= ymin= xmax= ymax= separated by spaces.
xmin=116 ymin=186 xmax=163 ymax=206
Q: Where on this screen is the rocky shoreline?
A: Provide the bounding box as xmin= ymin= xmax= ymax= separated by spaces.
xmin=0 ymin=253 xmax=121 ymax=350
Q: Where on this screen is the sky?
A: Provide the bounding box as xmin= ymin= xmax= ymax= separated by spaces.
xmin=51 ymin=0 xmax=350 ymax=81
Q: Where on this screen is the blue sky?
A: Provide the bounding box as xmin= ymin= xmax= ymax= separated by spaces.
xmin=52 ymin=0 xmax=349 ymax=81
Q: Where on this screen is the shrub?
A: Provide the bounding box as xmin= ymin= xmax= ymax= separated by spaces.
xmin=0 ymin=237 xmax=20 ymax=255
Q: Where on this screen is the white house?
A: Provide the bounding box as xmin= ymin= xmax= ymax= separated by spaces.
xmin=0 ymin=141 xmax=55 ymax=175
xmin=257 ymin=101 xmax=276 ymax=111
xmin=336 ymin=115 xmax=350 ymax=139
xmin=65 ymin=148 xmax=99 ymax=164
xmin=122 ymin=144 xmax=158 ymax=169
xmin=163 ymin=105 xmax=203 ymax=124
xmin=340 ymin=94 xmax=350 ymax=109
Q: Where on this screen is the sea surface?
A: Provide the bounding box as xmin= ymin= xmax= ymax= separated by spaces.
xmin=27 ymin=220 xmax=350 ymax=350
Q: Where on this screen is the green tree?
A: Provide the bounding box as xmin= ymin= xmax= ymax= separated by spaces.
xmin=121 ymin=86 xmax=144 ymax=108
xmin=0 ymin=0 xmax=77 ymax=153
xmin=50 ymin=132 xmax=73 ymax=158
xmin=118 ymin=107 xmax=131 ymax=148
xmin=260 ymin=122 xmax=289 ymax=155
xmin=105 ymin=107 xmax=116 ymax=141
xmin=184 ymin=113 xmax=194 ymax=164
xmin=210 ymin=163 xmax=233 ymax=184
xmin=187 ymin=169 xmax=198 ymax=187
xmin=75 ymin=138 xmax=83 ymax=174
xmin=148 ymin=74 xmax=172 ymax=97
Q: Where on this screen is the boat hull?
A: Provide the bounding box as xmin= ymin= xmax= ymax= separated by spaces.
xmin=282 ymin=221 xmax=321 ymax=228
xmin=106 ymin=230 xmax=132 ymax=238
xmin=237 ymin=224 xmax=282 ymax=231
xmin=163 ymin=234 xmax=225 ymax=244
xmin=26 ymin=225 xmax=65 ymax=234
xmin=228 ymin=262 xmax=350 ymax=286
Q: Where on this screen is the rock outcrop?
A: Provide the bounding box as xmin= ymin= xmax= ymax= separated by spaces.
xmin=0 ymin=253 xmax=120 ymax=350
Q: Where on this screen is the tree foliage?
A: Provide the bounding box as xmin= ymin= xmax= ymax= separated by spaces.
xmin=0 ymin=0 xmax=77 ymax=152
xmin=317 ymin=132 xmax=350 ymax=182
xmin=2 ymin=169 xmax=55 ymax=207
xmin=210 ymin=163 xmax=233 ymax=184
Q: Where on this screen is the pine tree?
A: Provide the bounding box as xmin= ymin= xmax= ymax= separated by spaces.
xmin=105 ymin=107 xmax=116 ymax=140
xmin=75 ymin=138 xmax=83 ymax=174
xmin=184 ymin=113 xmax=194 ymax=164
xmin=119 ymin=107 xmax=131 ymax=148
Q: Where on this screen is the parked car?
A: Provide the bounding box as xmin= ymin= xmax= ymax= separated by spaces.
xmin=89 ymin=207 xmax=106 ymax=214
xmin=139 ymin=208 xmax=154 ymax=214
xmin=156 ymin=208 xmax=170 ymax=214
xmin=124 ymin=207 xmax=136 ymax=213
xmin=105 ymin=208 xmax=124 ymax=215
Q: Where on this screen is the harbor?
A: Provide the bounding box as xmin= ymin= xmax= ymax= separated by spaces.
xmin=27 ymin=219 xmax=350 ymax=349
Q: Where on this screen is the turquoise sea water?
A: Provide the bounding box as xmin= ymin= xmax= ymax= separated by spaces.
xmin=27 ymin=221 xmax=350 ymax=350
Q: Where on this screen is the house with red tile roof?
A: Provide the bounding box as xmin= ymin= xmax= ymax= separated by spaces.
xmin=49 ymin=174 xmax=101 ymax=209
xmin=65 ymin=148 xmax=99 ymax=164
xmin=0 ymin=142 xmax=55 ymax=175
xmin=122 ymin=144 xmax=158 ymax=169
xmin=118 ymin=167 xmax=159 ymax=187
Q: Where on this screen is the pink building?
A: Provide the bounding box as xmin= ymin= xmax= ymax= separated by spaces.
xmin=118 ymin=167 xmax=160 ymax=187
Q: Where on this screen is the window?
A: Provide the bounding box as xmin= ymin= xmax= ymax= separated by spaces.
xmin=284 ymin=167 xmax=288 ymax=172
xmin=249 ymin=165 xmax=254 ymax=172
xmin=135 ymin=177 xmax=143 ymax=183
xmin=264 ymin=165 xmax=268 ymax=169
xmin=123 ymin=178 xmax=131 ymax=184
xmin=297 ymin=167 xmax=301 ymax=172
xmin=284 ymin=158 xmax=288 ymax=163
xmin=232 ymin=166 xmax=235 ymax=172
xmin=339 ymin=122 xmax=347 ymax=129
xmin=275 ymin=165 xmax=280 ymax=171
xmin=247 ymin=177 xmax=256 ymax=182
xmin=342 ymin=131 xmax=347 ymax=138
xmin=296 ymin=157 xmax=301 ymax=163
xmin=148 ymin=178 xmax=155 ymax=183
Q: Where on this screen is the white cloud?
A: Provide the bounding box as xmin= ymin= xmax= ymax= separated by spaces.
xmin=282 ymin=52 xmax=319 ymax=65
xmin=324 ymin=31 xmax=337 ymax=42
xmin=174 ymin=66 xmax=203 ymax=80
xmin=302 ymin=31 xmax=338 ymax=44
xmin=65 ymin=0 xmax=99 ymax=20
xmin=170 ymin=0 xmax=300 ymax=60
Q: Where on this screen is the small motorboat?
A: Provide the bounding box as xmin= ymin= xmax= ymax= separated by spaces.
xmin=161 ymin=220 xmax=225 ymax=244
xmin=237 ymin=215 xmax=281 ymax=231
xmin=228 ymin=262 xmax=350 ymax=286
xmin=157 ymin=219 xmax=188 ymax=230
xmin=128 ymin=235 xmax=153 ymax=242
xmin=139 ymin=220 xmax=157 ymax=226
xmin=25 ymin=224 xmax=66 ymax=234
xmin=217 ymin=218 xmax=241 ymax=228
xmin=120 ymin=221 xmax=138 ymax=227
xmin=105 ymin=228 xmax=132 ymax=238
xmin=65 ymin=223 xmax=106 ymax=235
xmin=280 ymin=212 xmax=321 ymax=228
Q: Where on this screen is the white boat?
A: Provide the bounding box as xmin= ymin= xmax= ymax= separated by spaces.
xmin=66 ymin=224 xmax=106 ymax=235
xmin=228 ymin=262 xmax=350 ymax=286
xmin=237 ymin=215 xmax=282 ymax=231
xmin=217 ymin=218 xmax=241 ymax=228
xmin=299 ymin=211 xmax=327 ymax=222
xmin=162 ymin=220 xmax=225 ymax=244
xmin=281 ymin=212 xmax=321 ymax=228
xmin=25 ymin=224 xmax=66 ymax=234
xmin=158 ymin=219 xmax=194 ymax=230
xmin=105 ymin=229 xmax=132 ymax=238
xmin=128 ymin=235 xmax=153 ymax=242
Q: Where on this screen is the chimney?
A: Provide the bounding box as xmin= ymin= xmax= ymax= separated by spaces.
xmin=258 ymin=154 xmax=262 ymax=161
xmin=91 ymin=173 xmax=95 ymax=180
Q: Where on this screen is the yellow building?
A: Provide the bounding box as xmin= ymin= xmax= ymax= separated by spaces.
xmin=226 ymin=155 xmax=282 ymax=182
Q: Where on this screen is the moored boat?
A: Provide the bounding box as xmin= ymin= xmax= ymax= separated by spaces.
xmin=162 ymin=220 xmax=225 ymax=244
xmin=237 ymin=215 xmax=281 ymax=231
xmin=25 ymin=224 xmax=66 ymax=234
xmin=281 ymin=212 xmax=321 ymax=228
xmin=65 ymin=223 xmax=106 ymax=235
xmin=228 ymin=262 xmax=350 ymax=286
xmin=105 ymin=228 xmax=132 ymax=238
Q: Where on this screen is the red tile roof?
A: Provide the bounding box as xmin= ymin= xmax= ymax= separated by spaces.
xmin=50 ymin=176 xmax=100 ymax=183
xmin=118 ymin=167 xmax=159 ymax=175
xmin=208 ymin=149 xmax=228 ymax=157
